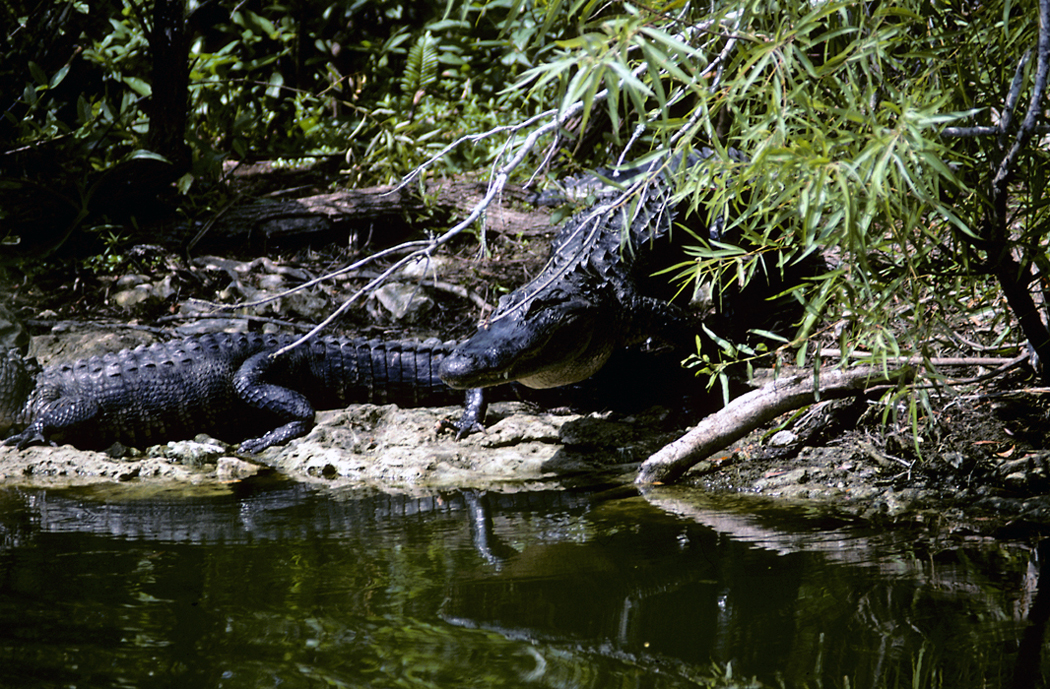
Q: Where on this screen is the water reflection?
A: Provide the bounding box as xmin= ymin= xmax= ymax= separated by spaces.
xmin=0 ymin=480 xmax=1042 ymax=688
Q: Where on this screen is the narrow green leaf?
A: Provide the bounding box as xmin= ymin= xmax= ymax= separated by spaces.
xmin=606 ymin=72 xmax=621 ymax=138
xmin=796 ymin=341 xmax=809 ymax=367
xmin=77 ymin=95 xmax=92 ymax=125
xmin=640 ymin=43 xmax=669 ymax=120
xmin=426 ymin=19 xmax=469 ymax=32
xmin=28 ymin=61 xmax=47 ymax=86
xmin=127 ymin=149 xmax=170 ymax=163
xmin=578 ymin=64 xmax=605 ymax=137
xmin=637 ymin=26 xmax=708 ymax=64
xmin=750 ymin=329 xmax=790 ymax=344
xmin=50 ymin=64 xmax=70 ymax=89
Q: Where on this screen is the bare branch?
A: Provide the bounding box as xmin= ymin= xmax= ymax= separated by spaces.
xmin=998 ymin=49 xmax=1032 ymax=148
xmin=817 ymin=348 xmax=1022 ymax=367
xmin=388 ymin=107 xmax=559 ymax=194
xmin=205 ymin=240 xmax=432 ymax=313
xmin=943 ymin=125 xmax=1050 ymax=137
xmin=992 ymin=0 xmax=1050 ymax=191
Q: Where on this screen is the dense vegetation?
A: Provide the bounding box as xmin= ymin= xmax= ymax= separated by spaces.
xmin=3 ymin=0 xmax=1049 ymax=426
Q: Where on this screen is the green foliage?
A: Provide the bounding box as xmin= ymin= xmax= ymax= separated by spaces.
xmin=0 ymin=0 xmax=575 ymax=261
xmin=83 ymin=225 xmax=133 ymax=274
xmin=507 ymin=0 xmax=1047 ymax=403
xmin=174 ymin=0 xmax=576 ymax=184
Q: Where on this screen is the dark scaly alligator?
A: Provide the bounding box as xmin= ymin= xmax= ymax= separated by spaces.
xmin=0 ymin=332 xmax=488 ymax=453
xmin=439 ymin=147 xmax=748 ymax=391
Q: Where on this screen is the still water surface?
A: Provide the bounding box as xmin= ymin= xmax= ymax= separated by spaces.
xmin=0 ymin=479 xmax=1041 ymax=688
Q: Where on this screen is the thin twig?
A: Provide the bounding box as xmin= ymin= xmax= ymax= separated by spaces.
xmin=942 ymin=125 xmax=1050 ymax=137
xmin=817 ymin=348 xmax=1021 ymax=367
xmin=202 ymin=240 xmax=433 ymax=312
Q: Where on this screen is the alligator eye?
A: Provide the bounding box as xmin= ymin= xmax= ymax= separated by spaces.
xmin=496 ymin=292 xmax=525 ymax=310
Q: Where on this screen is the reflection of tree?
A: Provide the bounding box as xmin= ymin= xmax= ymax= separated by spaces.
xmin=642 ymin=489 xmax=1035 ymax=687
xmin=1012 ymin=539 xmax=1050 ymax=689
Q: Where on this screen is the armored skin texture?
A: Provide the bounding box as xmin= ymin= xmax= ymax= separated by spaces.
xmin=439 ymin=148 xmax=741 ymax=391
xmin=0 ymin=332 xmax=480 ymax=453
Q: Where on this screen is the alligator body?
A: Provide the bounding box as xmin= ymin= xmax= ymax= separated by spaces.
xmin=0 ymin=333 xmax=480 ymax=453
xmin=439 ymin=148 xmax=742 ymax=391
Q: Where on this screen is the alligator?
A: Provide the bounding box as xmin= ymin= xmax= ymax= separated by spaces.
xmin=0 ymin=333 xmax=487 ymax=453
xmin=439 ymin=147 xmax=749 ymax=391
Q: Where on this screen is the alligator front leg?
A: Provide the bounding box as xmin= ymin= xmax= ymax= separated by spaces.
xmin=233 ymin=351 xmax=316 ymax=453
xmin=632 ymin=295 xmax=705 ymax=351
xmin=442 ymin=388 xmax=488 ymax=439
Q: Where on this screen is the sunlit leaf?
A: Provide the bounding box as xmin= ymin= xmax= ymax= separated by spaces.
xmin=122 ymin=76 xmax=151 ymax=97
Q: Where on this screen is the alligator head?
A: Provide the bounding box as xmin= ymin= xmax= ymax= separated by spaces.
xmin=438 ymin=280 xmax=625 ymax=390
xmin=439 ymin=154 xmax=688 ymax=391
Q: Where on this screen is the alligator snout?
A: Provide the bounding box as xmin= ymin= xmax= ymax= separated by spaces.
xmin=438 ymin=309 xmax=615 ymax=391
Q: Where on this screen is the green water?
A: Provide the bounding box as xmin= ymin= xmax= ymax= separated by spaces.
xmin=0 ymin=480 xmax=1040 ymax=688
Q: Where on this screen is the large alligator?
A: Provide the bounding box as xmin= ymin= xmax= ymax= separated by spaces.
xmin=0 ymin=333 xmax=485 ymax=453
xmin=439 ymin=147 xmax=748 ymax=391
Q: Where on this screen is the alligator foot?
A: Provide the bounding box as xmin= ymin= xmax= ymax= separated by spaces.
xmin=3 ymin=429 xmax=53 ymax=450
xmin=439 ymin=416 xmax=486 ymax=440
xmin=238 ymin=420 xmax=314 ymax=454
xmin=439 ymin=388 xmax=488 ymax=439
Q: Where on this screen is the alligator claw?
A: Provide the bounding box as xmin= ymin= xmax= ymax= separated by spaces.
xmin=439 ymin=388 xmax=488 ymax=439
xmin=439 ymin=416 xmax=485 ymax=439
xmin=4 ymin=429 xmax=50 ymax=450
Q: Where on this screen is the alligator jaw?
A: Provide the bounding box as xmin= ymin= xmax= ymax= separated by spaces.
xmin=438 ymin=301 xmax=615 ymax=390
xmin=439 ymin=338 xmax=614 ymax=390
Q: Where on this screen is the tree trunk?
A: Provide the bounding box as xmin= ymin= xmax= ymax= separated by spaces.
xmin=148 ymin=0 xmax=191 ymax=170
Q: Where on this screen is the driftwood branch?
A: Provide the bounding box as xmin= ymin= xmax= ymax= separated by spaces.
xmin=199 ymin=177 xmax=549 ymax=247
xmin=635 ymin=365 xmax=915 ymax=485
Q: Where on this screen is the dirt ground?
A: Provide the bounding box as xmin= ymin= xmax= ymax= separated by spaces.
xmin=3 ymin=176 xmax=1050 ymax=537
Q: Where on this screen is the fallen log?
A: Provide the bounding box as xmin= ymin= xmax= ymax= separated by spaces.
xmin=635 ymin=365 xmax=916 ymax=485
xmin=193 ymin=177 xmax=550 ymax=249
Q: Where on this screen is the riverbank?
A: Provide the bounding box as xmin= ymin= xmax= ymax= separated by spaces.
xmin=3 ymin=242 xmax=1048 ymax=536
